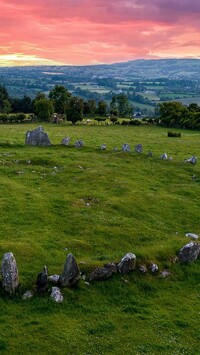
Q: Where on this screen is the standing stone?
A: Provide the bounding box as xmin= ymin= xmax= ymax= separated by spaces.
xmin=135 ymin=144 xmax=143 ymax=153
xmin=185 ymin=156 xmax=197 ymax=165
xmin=59 ymin=253 xmax=80 ymax=286
xmin=25 ymin=126 xmax=52 ymax=146
xmin=178 ymin=242 xmax=200 ymax=263
xmin=117 ymin=252 xmax=136 ymax=274
xmin=122 ymin=144 xmax=131 ymax=152
xmin=36 ymin=266 xmax=48 ymax=293
xmin=61 ymin=137 xmax=70 ymax=146
xmin=74 ymin=140 xmax=84 ymax=148
xmin=147 ymin=150 xmax=153 ymax=157
xmin=50 ymin=287 xmax=64 ymax=303
xmin=100 ymin=144 xmax=107 ymax=150
xmin=1 ymin=252 xmax=19 ymax=294
xmin=149 ymin=263 xmax=159 ymax=273
xmin=160 ymin=153 xmax=168 ymax=160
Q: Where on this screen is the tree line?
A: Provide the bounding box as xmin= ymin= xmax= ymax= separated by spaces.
xmin=157 ymin=101 xmax=200 ymax=130
xmin=0 ymin=84 xmax=134 ymax=124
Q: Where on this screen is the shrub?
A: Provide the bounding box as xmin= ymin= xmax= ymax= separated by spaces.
xmin=167 ymin=131 xmax=181 ymax=137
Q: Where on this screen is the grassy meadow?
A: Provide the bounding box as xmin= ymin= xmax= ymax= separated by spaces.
xmin=0 ymin=123 xmax=200 ymax=354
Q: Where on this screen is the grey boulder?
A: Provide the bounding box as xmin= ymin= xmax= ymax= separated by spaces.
xmin=89 ymin=263 xmax=117 ymax=281
xmin=117 ymin=252 xmax=136 ymax=274
xmin=25 ymin=126 xmax=52 ymax=146
xmin=178 ymin=242 xmax=200 ymax=263
xmin=59 ymin=253 xmax=80 ymax=286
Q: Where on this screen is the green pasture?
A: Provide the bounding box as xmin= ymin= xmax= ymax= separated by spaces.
xmin=0 ymin=124 xmax=200 ymax=354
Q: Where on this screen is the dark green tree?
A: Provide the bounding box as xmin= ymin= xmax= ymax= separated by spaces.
xmin=34 ymin=97 xmax=54 ymax=121
xmin=66 ymin=97 xmax=84 ymax=124
xmin=96 ymin=100 xmax=107 ymax=116
xmin=49 ymin=85 xmax=71 ymax=115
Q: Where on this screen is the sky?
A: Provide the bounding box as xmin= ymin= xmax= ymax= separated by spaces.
xmin=0 ymin=0 xmax=200 ymax=66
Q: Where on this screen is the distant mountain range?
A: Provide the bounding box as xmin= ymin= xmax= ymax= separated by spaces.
xmin=1 ymin=58 xmax=200 ymax=81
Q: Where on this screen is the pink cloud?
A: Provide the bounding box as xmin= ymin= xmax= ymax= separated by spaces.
xmin=0 ymin=0 xmax=200 ymax=65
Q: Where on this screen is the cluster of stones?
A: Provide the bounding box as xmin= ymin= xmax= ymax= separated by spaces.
xmin=25 ymin=127 xmax=197 ymax=165
xmin=1 ymin=238 xmax=200 ymax=302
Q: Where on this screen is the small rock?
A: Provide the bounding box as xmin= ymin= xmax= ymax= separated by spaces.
xmin=147 ymin=150 xmax=153 ymax=157
xmin=81 ymin=275 xmax=86 ymax=281
xmin=185 ymin=156 xmax=197 ymax=165
xmin=185 ymin=233 xmax=199 ymax=240
xmin=135 ymin=144 xmax=142 ymax=153
xmin=117 ymin=253 xmax=136 ymax=274
xmin=113 ymin=147 xmax=118 ymax=151
xmin=50 ymin=287 xmax=64 ymax=303
xmin=139 ymin=265 xmax=147 ymax=273
xmin=100 ymin=144 xmax=107 ymax=150
xmin=22 ymin=290 xmax=34 ymax=300
xmin=48 ymin=274 xmax=60 ymax=284
xmin=160 ymin=153 xmax=168 ymax=160
xmin=160 ymin=270 xmax=171 ymax=278
xmin=61 ymin=137 xmax=70 ymax=146
xmin=74 ymin=140 xmax=84 ymax=148
xmin=122 ymin=144 xmax=131 ymax=152
xmin=149 ymin=263 xmax=159 ymax=273
xmin=169 ymin=157 xmax=173 ymax=161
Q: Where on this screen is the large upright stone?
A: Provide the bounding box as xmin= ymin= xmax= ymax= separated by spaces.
xmin=59 ymin=253 xmax=80 ymax=286
xmin=25 ymin=126 xmax=52 ymax=146
xmin=1 ymin=252 xmax=19 ymax=294
xmin=36 ymin=266 xmax=48 ymax=293
xmin=178 ymin=242 xmax=200 ymax=263
xmin=117 ymin=252 xmax=136 ymax=274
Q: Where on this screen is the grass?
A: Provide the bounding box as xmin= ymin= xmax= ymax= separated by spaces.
xmin=0 ymin=123 xmax=200 ymax=354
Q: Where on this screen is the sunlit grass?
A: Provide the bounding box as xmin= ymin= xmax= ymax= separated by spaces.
xmin=0 ymin=123 xmax=200 ymax=354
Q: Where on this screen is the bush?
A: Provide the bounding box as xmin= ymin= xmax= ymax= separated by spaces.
xmin=167 ymin=131 xmax=181 ymax=137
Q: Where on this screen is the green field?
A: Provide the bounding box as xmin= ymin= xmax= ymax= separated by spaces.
xmin=0 ymin=124 xmax=200 ymax=354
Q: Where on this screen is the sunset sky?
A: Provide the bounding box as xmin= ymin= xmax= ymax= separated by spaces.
xmin=0 ymin=0 xmax=200 ymax=66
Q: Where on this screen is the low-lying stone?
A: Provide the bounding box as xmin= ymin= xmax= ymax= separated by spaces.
xmin=117 ymin=253 xmax=136 ymax=274
xmin=25 ymin=126 xmax=52 ymax=146
xmin=185 ymin=155 xmax=197 ymax=165
xmin=22 ymin=290 xmax=34 ymax=300
xmin=135 ymin=144 xmax=142 ymax=153
xmin=147 ymin=150 xmax=153 ymax=157
xmin=1 ymin=252 xmax=19 ymax=294
xmin=160 ymin=153 xmax=168 ymax=160
xmin=185 ymin=233 xmax=199 ymax=240
xmin=61 ymin=137 xmax=70 ymax=146
xmin=48 ymin=274 xmax=60 ymax=284
xmin=74 ymin=140 xmax=84 ymax=148
xmin=122 ymin=144 xmax=130 ymax=152
xmin=139 ymin=265 xmax=147 ymax=273
xmin=149 ymin=263 xmax=159 ymax=273
xmin=50 ymin=287 xmax=63 ymax=303
xmin=178 ymin=242 xmax=200 ymax=263
xmin=89 ymin=263 xmax=117 ymax=281
xmin=36 ymin=266 xmax=48 ymax=293
xmin=59 ymin=253 xmax=80 ymax=287
xmin=100 ymin=144 xmax=107 ymax=150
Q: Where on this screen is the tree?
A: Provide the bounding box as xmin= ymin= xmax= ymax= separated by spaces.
xmin=49 ymin=85 xmax=71 ymax=115
xmin=96 ymin=100 xmax=107 ymax=116
xmin=66 ymin=97 xmax=84 ymax=124
xmin=83 ymin=99 xmax=96 ymax=116
xmin=0 ymin=84 xmax=11 ymax=113
xmin=34 ymin=97 xmax=53 ymax=121
xmin=110 ymin=93 xmax=133 ymax=117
